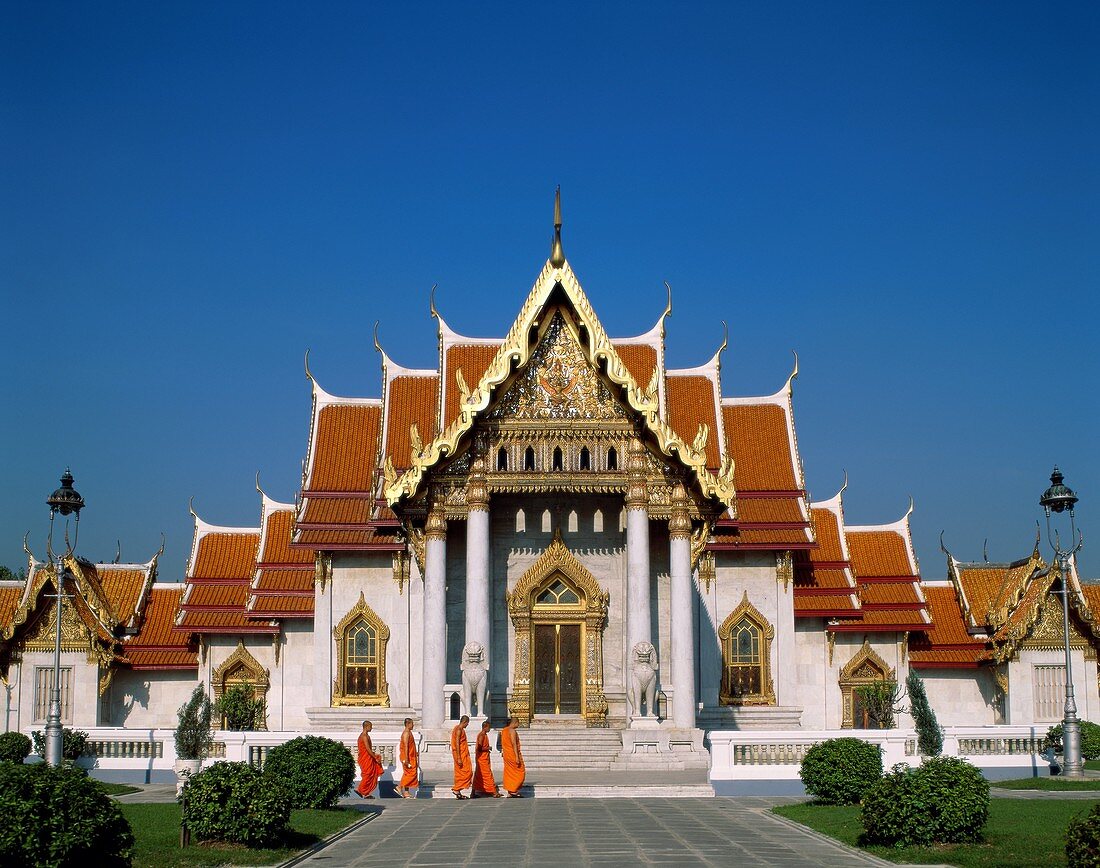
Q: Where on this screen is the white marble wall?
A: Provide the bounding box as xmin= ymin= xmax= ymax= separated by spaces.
xmin=920 ymin=668 xmax=999 ymax=726
xmin=1007 ymin=647 xmax=1098 ymax=726
xmin=102 ymin=669 xmax=197 ymax=728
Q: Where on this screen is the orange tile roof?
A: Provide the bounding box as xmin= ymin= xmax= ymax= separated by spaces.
xmin=183 ymin=584 xmax=251 ymax=609
xmin=613 ymin=344 xmax=657 ymax=392
xmin=190 ymin=532 xmax=259 ymax=580
xmin=298 ymin=497 xmax=373 ymax=525
xmin=736 ymin=498 xmax=807 ymax=524
xmin=832 ymin=608 xmax=930 ymax=629
xmin=97 ymin=567 xmax=150 ymax=625
xmin=122 ymin=587 xmax=197 ymax=669
xmin=293 ymin=525 xmax=401 ymax=550
xmin=808 ymin=507 xmax=845 ymax=561
xmin=722 ymin=404 xmax=800 ymax=492
xmin=916 ymin=586 xmax=984 ymax=647
xmin=666 ymin=375 xmax=721 ymax=468
xmin=259 ymin=510 xmax=314 ymax=566
xmin=248 ymin=595 xmax=314 ymax=618
xmin=711 ymin=526 xmax=813 ymax=548
xmin=847 ymin=530 xmax=914 ymax=578
xmin=794 ymin=593 xmax=859 ymax=615
xmin=306 ymin=404 xmax=382 ymax=493
xmin=954 ymin=557 xmax=1039 ymax=628
xmin=1082 ymin=586 xmax=1100 ymax=614
xmin=175 ymin=610 xmax=279 ymax=633
xmin=795 ymin=569 xmax=855 ymax=591
xmin=386 ymin=374 xmax=439 ymax=469
xmin=0 ymin=586 xmax=21 ymax=628
xmin=860 ymin=582 xmax=924 ymax=607
xmin=444 ymin=345 xmax=498 ymax=429
xmin=253 ymin=570 xmax=313 ymax=593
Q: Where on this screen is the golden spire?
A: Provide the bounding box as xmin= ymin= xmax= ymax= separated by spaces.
xmin=550 ymin=186 xmax=565 ymax=267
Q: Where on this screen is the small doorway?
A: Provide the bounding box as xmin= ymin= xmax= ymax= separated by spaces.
xmin=533 ymin=622 xmax=583 ymax=714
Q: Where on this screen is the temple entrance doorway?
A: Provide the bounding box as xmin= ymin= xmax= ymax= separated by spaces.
xmin=533 ymin=622 xmax=582 ymax=715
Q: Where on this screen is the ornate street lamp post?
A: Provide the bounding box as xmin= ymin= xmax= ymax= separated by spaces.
xmin=44 ymin=469 xmax=84 ymax=768
xmin=1039 ymin=466 xmax=1084 ymax=778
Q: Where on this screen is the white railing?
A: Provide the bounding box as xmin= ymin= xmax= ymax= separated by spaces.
xmin=708 ymin=725 xmax=1051 ymax=781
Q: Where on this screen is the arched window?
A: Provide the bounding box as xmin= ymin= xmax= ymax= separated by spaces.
xmin=516 ymin=508 xmax=526 ymax=532
xmin=607 ymin=447 xmax=617 ymax=470
xmin=579 ymin=446 xmax=591 ymax=470
xmin=524 ymin=446 xmax=536 ymax=471
xmin=212 ymin=641 xmax=270 ymax=730
xmin=718 ymin=592 xmax=775 ymax=706
xmin=497 ymin=447 xmax=508 ymax=471
xmin=839 ymin=641 xmax=895 ymax=729
xmin=552 ymin=447 xmax=563 ymax=471
xmin=332 ymin=593 xmax=390 ymax=706
xmin=593 ymin=509 xmax=603 ymax=532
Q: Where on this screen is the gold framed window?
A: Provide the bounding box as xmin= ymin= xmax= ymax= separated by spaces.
xmin=839 ymin=640 xmax=894 ymax=729
xmin=718 ymin=592 xmax=775 ymax=706
xmin=332 ymin=592 xmax=390 ymax=706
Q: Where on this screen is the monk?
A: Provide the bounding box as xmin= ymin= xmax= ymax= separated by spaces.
xmin=355 ymin=720 xmax=384 ymax=799
xmin=501 ymin=716 xmax=525 ymax=797
xmin=450 ymin=715 xmax=472 ymax=799
xmin=472 ymin=719 xmax=503 ymax=798
xmin=397 ymin=717 xmax=419 ymax=799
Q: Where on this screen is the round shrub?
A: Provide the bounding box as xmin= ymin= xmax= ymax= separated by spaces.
xmin=262 ymin=735 xmax=355 ymax=808
xmin=0 ymin=732 xmax=31 ymax=763
xmin=31 ymin=728 xmax=89 ymax=761
xmin=0 ymin=762 xmax=134 ymax=867
xmin=1066 ymin=802 xmax=1100 ymax=867
xmin=1046 ymin=721 xmax=1100 ymax=762
xmin=861 ymin=757 xmax=990 ymax=847
xmin=182 ymin=761 xmax=289 ymax=847
xmin=799 ymin=737 xmax=883 ymax=804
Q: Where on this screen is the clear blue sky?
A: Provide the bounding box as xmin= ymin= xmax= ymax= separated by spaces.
xmin=2 ymin=2 xmax=1097 ymax=582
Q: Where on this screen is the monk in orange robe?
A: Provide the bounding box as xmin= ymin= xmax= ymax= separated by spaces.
xmin=501 ymin=716 xmax=525 ymax=797
xmin=397 ymin=717 xmax=419 ymax=798
xmin=356 ymin=720 xmax=384 ymax=799
xmin=451 ymin=715 xmax=472 ymax=799
xmin=472 ymin=719 xmax=502 ymax=798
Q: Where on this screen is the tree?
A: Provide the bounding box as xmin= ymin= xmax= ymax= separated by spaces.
xmin=0 ymin=565 xmax=25 ymax=583
xmin=907 ymin=670 xmax=943 ymax=756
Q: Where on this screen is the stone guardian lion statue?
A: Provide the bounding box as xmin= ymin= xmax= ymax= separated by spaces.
xmin=628 ymin=641 xmax=658 ymax=718
xmin=460 ymin=641 xmax=489 ymax=717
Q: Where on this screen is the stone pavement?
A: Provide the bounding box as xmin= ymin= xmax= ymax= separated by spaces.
xmin=287 ymin=797 xmax=893 ymax=867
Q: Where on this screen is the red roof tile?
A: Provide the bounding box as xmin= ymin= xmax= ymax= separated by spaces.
xmin=666 ymin=375 xmax=721 ymax=468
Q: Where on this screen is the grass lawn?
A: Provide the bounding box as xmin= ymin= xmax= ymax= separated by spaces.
xmin=121 ymin=804 xmax=364 ymax=868
xmin=774 ymin=798 xmax=1096 ymax=867
xmin=98 ymin=781 xmax=142 ymax=796
xmin=993 ymin=776 xmax=1100 ymax=791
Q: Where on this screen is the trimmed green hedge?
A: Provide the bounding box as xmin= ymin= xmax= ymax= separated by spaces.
xmin=182 ymin=761 xmax=289 ymax=847
xmin=0 ymin=732 xmax=31 ymax=763
xmin=1046 ymin=721 xmax=1100 ymax=762
xmin=799 ymin=738 xmax=883 ymax=805
xmin=1066 ymin=801 xmax=1100 ymax=866
xmin=263 ymin=735 xmax=355 ymax=808
xmin=31 ymin=728 xmax=88 ymax=761
xmin=0 ymin=762 xmax=134 ymax=867
xmin=861 ymin=757 xmax=990 ymax=847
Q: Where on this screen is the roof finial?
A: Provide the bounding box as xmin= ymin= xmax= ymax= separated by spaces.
xmin=550 ymin=186 xmax=565 ymax=267
xmin=429 ymin=284 xmax=439 ymax=320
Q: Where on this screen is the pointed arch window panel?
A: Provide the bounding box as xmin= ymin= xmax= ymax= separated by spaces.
xmin=839 ymin=640 xmax=895 ymax=729
xmin=718 ymin=592 xmax=776 ymax=706
xmin=332 ymin=592 xmax=390 ymax=707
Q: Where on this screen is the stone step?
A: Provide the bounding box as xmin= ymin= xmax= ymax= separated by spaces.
xmin=412 ymin=783 xmax=715 ymax=799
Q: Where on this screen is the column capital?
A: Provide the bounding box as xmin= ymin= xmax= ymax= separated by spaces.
xmin=425 ymin=504 xmax=447 ymax=540
xmin=466 ymin=456 xmax=489 ymax=512
xmin=669 ymin=483 xmax=691 ymax=539
xmin=625 ymin=437 xmax=649 ymax=509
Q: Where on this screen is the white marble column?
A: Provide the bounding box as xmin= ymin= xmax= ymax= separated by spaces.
xmin=422 ymin=504 xmax=447 ymax=729
xmin=625 ymin=439 xmax=653 ymax=720
xmin=311 ymin=553 xmax=333 ymax=708
xmin=464 ymin=459 xmax=491 ymax=716
xmin=669 ymin=484 xmax=696 ymax=729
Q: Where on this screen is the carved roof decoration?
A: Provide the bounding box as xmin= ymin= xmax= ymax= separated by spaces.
xmin=839 ymin=639 xmax=894 ymax=681
xmin=507 ymin=531 xmax=609 ymax=615
xmin=385 ymin=257 xmax=737 ymax=509
xmin=718 ymin=590 xmax=775 ymax=640
xmin=212 ymin=639 xmax=270 ymax=692
xmin=333 ymin=590 xmax=391 ymax=641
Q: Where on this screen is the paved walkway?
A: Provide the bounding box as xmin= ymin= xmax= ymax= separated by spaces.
xmin=288 ymin=798 xmax=893 ymax=867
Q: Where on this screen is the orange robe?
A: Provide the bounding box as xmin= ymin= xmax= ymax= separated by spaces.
xmin=356 ymin=733 xmax=383 ymax=797
xmin=502 ymin=727 xmax=525 ymax=794
xmin=451 ymin=725 xmax=472 ymax=791
xmin=472 ymin=730 xmax=498 ymax=795
xmin=399 ymin=730 xmax=419 ymax=789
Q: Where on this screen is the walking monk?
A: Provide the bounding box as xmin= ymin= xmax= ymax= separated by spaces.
xmin=501 ymin=717 xmax=526 ymax=797
xmin=450 ymin=715 xmax=472 ymax=799
xmin=397 ymin=717 xmax=419 ymax=799
xmin=355 ymin=720 xmax=383 ymax=799
xmin=472 ymin=719 xmax=503 ymax=798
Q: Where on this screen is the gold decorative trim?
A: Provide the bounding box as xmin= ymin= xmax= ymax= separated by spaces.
xmin=669 ymin=483 xmax=691 ymax=539
xmin=331 ymin=592 xmax=390 ymax=707
xmin=506 ymin=533 xmax=609 ymax=727
xmin=425 ymin=504 xmax=447 ymax=541
xmin=212 ymin=640 xmax=270 ymax=730
xmin=827 ymin=630 xmax=836 ymax=667
xmin=839 ymin=640 xmax=894 ymax=729
xmin=698 ymin=551 xmax=716 ymax=594
xmin=392 ymin=550 xmax=411 ymax=595
xmin=718 ymin=591 xmax=776 ymax=706
xmin=385 ymin=259 xmax=736 ymax=509
xmin=775 ymin=551 xmax=793 ymax=593
xmin=314 ymin=552 xmax=332 ymax=594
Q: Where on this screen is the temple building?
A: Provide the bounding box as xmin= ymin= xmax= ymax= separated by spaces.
xmin=2 ymin=197 xmax=1097 ymax=770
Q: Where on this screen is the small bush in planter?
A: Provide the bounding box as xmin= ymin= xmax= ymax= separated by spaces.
xmin=861 ymin=756 xmax=989 ymax=847
xmin=0 ymin=761 xmax=134 ymax=867
xmin=799 ymin=737 xmax=883 ymax=804
xmin=31 ymin=727 xmax=89 ymax=761
xmin=262 ymin=735 xmax=355 ymax=808
xmin=1066 ymin=801 xmax=1100 ymax=866
xmin=0 ymin=732 xmax=31 ymax=763
xmin=175 ymin=685 xmax=213 ymax=760
xmin=1045 ymin=720 xmax=1100 ymax=762
xmin=214 ymin=683 xmax=265 ymax=731
xmin=182 ymin=761 xmax=289 ymax=847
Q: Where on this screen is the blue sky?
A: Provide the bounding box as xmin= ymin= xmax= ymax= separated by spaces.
xmin=2 ymin=2 xmax=1097 ymax=582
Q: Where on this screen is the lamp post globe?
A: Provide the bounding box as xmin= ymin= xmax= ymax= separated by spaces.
xmin=1039 ymin=466 xmax=1084 ymax=778
xmin=44 ymin=469 xmax=84 ymax=768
